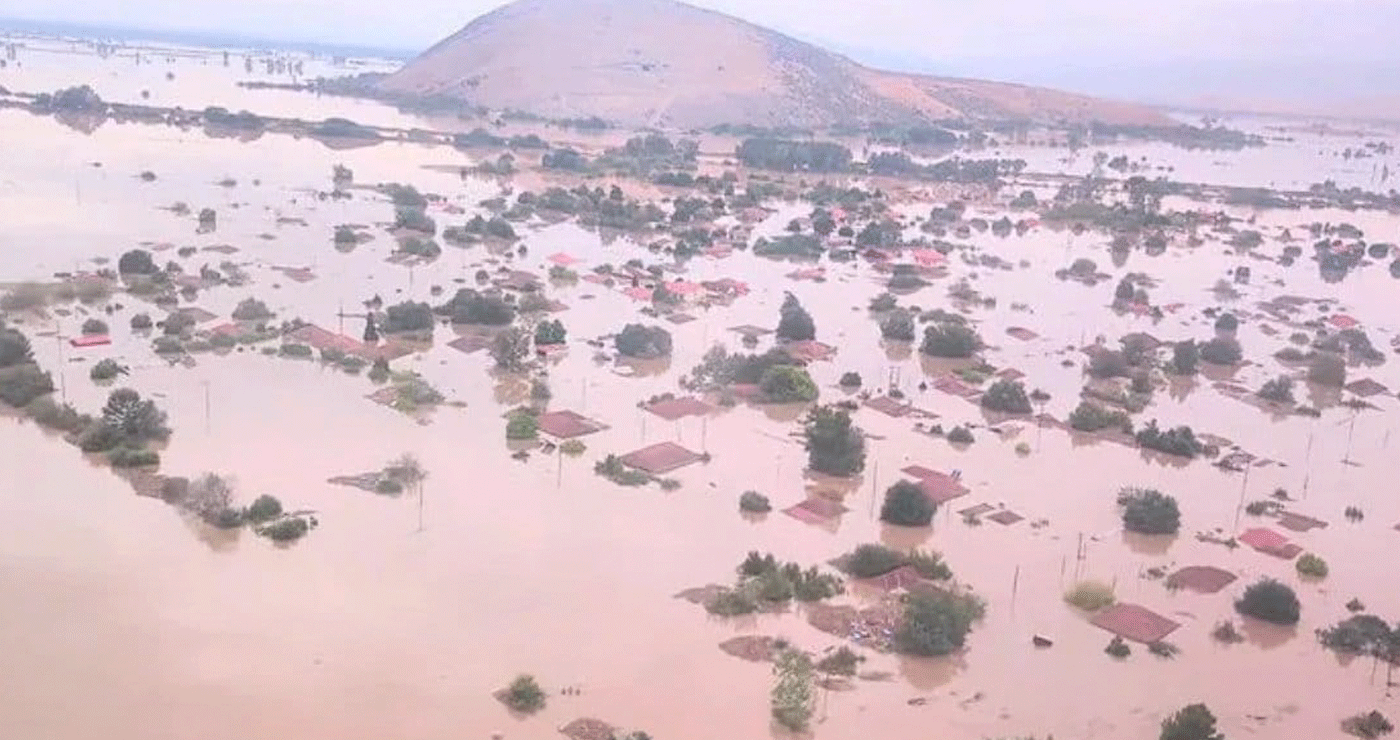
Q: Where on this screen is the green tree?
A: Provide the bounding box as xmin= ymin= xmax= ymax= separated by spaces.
xmin=1170 ymin=340 xmax=1199 ymax=375
xmin=981 ymin=379 xmax=1032 ymax=414
xmin=881 ymin=480 xmax=935 ymax=526
xmin=1159 ymin=703 xmax=1224 ymax=740
xmin=758 ymin=365 xmax=818 ymax=403
xmin=803 ymin=406 xmax=866 ymax=476
xmin=615 ymin=324 xmax=672 ymax=359
xmin=1118 ymin=487 xmax=1181 ymax=535
xmin=101 ymin=388 xmax=170 ymax=442
xmin=770 ymin=649 xmax=815 ymax=731
xmin=1235 ymin=578 xmax=1300 ymax=625
xmin=894 ymin=590 xmax=986 ymax=657
xmin=534 ymin=319 xmax=567 ymax=346
xmin=880 ymin=309 xmax=915 ymax=341
xmin=117 ymin=249 xmax=158 ymax=275
xmin=776 ymin=292 xmax=816 ymax=341
xmin=382 ymin=301 xmax=434 ymax=333
xmin=0 ymin=326 xmax=34 ymax=368
xmin=492 ymin=327 xmax=530 ymax=372
xmin=921 ymin=322 xmax=983 ymax=358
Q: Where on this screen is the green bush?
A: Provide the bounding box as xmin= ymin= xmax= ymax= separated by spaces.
xmin=1235 ymin=578 xmax=1300 ymax=625
xmin=1296 ymin=553 xmax=1329 ymax=578
xmin=0 ymin=364 xmax=54 ymax=407
xmin=382 ymin=301 xmax=434 ymax=333
xmin=921 ymin=322 xmax=983 ymax=358
xmin=758 ymin=365 xmax=818 ymax=403
xmin=706 ymin=588 xmax=759 ymax=616
xmin=0 ymin=327 xmax=35 ymax=368
xmin=232 ymin=298 xmax=273 ymax=321
xmin=1342 ymin=711 xmax=1393 ymax=739
xmin=1118 ymin=487 xmax=1181 ymax=535
xmin=844 ymin=544 xmax=907 ymax=578
xmin=908 ymin=549 xmax=952 ymax=581
xmin=246 ymin=494 xmax=284 ymax=524
xmin=101 ymin=388 xmax=169 ymax=442
xmin=894 ymin=589 xmax=986 ymax=656
xmin=117 ymin=249 xmax=158 ymax=275
xmin=77 ymin=421 xmax=124 ymax=452
xmin=1258 ymin=376 xmax=1295 ymax=403
xmin=1199 ymin=337 xmax=1242 ymax=365
xmin=506 ymin=411 xmax=539 ymax=440
xmin=279 ymin=343 xmax=313 ymax=358
xmin=89 ymin=359 xmax=128 ymax=381
xmin=1169 ymin=340 xmax=1199 ymax=375
xmin=594 ymin=455 xmax=651 ymax=486
xmin=108 ymin=446 xmax=160 ymax=468
xmin=438 ymin=289 xmax=515 ymax=325
xmin=1105 ymin=635 xmax=1131 ymax=658
xmin=739 ymin=491 xmax=771 ymax=513
xmin=1070 ymin=401 xmax=1130 ymax=432
xmin=615 ymin=324 xmax=673 ymax=359
xmin=534 ymin=319 xmax=566 ymax=346
xmin=1308 ymin=352 xmax=1347 ymax=386
xmin=980 ymin=379 xmax=1032 ymax=414
xmin=24 ymin=396 xmax=89 ymax=432
xmin=260 ymin=517 xmax=309 ymax=542
xmin=880 ymin=480 xmax=935 ymax=526
xmin=1160 ymin=703 xmax=1224 ymax=740
xmin=947 ymin=425 xmax=975 ymax=444
xmin=81 ymin=318 xmax=109 ymax=335
xmin=838 ymin=371 xmax=862 ymax=387
xmin=1065 ymin=580 xmax=1116 ymax=611
xmin=1135 ymin=421 xmax=1203 ymax=458
xmin=870 ymin=293 xmax=898 ymax=311
xmin=880 ymin=309 xmax=915 ymax=341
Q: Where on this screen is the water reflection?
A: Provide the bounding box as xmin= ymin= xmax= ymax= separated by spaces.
xmin=1241 ymin=616 xmax=1297 ymax=650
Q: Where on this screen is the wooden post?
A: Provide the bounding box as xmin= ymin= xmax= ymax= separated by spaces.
xmin=1011 ymin=565 xmax=1021 ymax=611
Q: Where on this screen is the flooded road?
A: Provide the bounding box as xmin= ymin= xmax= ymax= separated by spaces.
xmin=1 ymin=39 xmax=1399 ymax=740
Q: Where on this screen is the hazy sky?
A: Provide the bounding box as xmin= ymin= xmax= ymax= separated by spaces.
xmin=3 ymin=0 xmax=1398 ymax=109
xmin=2 ymin=0 xmax=1396 ymax=62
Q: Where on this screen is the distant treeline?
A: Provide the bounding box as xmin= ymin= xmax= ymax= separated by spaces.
xmin=735 ymin=137 xmax=1023 ymax=185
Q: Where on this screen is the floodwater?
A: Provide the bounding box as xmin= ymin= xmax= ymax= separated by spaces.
xmin=2 ymin=41 xmax=1400 ymax=740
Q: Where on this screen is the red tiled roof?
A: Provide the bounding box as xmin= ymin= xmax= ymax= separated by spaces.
xmin=1091 ymin=603 xmax=1181 ymax=643
xmin=620 ymin=442 xmax=703 ymax=474
xmin=536 ymin=410 xmax=605 ymax=439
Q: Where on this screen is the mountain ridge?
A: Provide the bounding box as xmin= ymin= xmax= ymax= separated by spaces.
xmin=378 ymin=0 xmax=1170 ymax=130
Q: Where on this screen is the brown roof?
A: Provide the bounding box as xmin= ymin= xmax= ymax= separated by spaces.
xmin=987 ymin=510 xmax=1023 ymax=526
xmin=1091 ymin=603 xmax=1181 ymax=643
xmin=1277 ymin=511 xmax=1328 ymax=533
xmin=1166 ymin=566 xmax=1237 ymax=594
xmin=536 ymin=410 xmax=605 ymax=439
xmin=620 ymin=442 xmax=703 ymax=474
xmin=860 ymin=565 xmax=925 ymax=592
xmin=645 ymin=396 xmax=713 ymax=421
xmin=1345 ymin=378 xmax=1389 ymax=397
xmin=783 ymin=497 xmax=848 ymax=524
xmin=864 ymin=395 xmax=913 ymax=418
xmin=904 ymin=470 xmax=968 ymax=504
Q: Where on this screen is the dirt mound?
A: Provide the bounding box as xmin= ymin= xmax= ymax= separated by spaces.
xmin=378 ymin=0 xmax=1168 ymax=129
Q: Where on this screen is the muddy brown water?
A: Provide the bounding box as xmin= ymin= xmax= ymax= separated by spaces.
xmin=2 ymin=42 xmax=1400 ymax=740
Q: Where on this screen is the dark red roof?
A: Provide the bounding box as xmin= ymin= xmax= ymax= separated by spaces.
xmin=69 ymin=334 xmax=111 ymax=348
xmin=536 ymin=411 xmax=605 ymax=439
xmin=645 ymin=397 xmax=713 ymax=421
xmin=620 ymin=442 xmax=703 ymax=474
xmin=1091 ymin=603 xmax=1181 ymax=643
xmin=1166 ymin=566 xmax=1236 ymax=594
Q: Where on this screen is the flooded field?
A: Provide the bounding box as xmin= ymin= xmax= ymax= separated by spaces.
xmin=2 ymin=38 xmax=1399 ymax=740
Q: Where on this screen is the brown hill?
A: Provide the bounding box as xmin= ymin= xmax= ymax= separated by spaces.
xmin=378 ymin=0 xmax=1169 ymax=129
